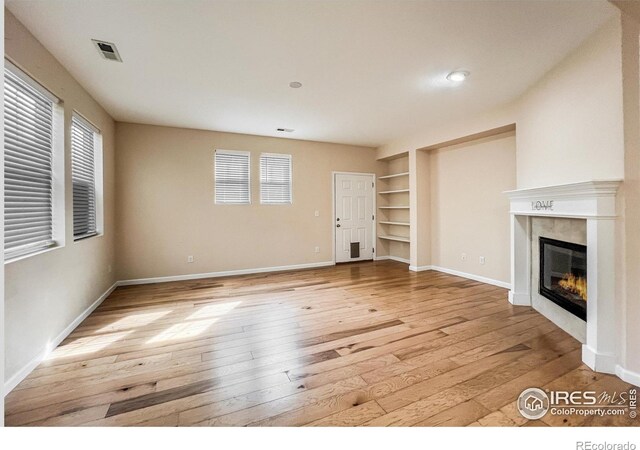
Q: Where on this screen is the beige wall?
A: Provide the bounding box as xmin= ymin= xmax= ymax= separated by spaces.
xmin=410 ymin=149 xmax=431 ymax=269
xmin=376 ymin=102 xmax=518 ymax=161
xmin=115 ymin=123 xmax=380 ymax=281
xmin=4 ymin=10 xmax=116 ymax=385
xmin=429 ymin=132 xmax=516 ymax=283
xmin=619 ymin=13 xmax=640 ymax=379
xmin=516 ymin=18 xmax=624 ymax=189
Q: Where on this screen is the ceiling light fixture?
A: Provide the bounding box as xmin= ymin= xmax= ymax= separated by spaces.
xmin=289 ymin=81 xmax=302 ymax=88
xmin=446 ymin=70 xmax=470 ymax=82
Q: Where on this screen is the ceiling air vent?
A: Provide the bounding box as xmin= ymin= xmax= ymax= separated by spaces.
xmin=276 ymin=128 xmax=294 ymax=133
xmin=92 ymin=39 xmax=122 ymax=62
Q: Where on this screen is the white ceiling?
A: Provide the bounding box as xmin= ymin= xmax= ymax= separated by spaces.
xmin=7 ymin=0 xmax=616 ymax=148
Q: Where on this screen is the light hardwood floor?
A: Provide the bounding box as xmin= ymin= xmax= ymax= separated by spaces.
xmin=4 ymin=261 xmax=637 ymax=426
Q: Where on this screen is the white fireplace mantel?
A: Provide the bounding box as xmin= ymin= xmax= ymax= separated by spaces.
xmin=506 ymin=180 xmax=621 ymax=218
xmin=505 ymin=180 xmax=622 ymax=375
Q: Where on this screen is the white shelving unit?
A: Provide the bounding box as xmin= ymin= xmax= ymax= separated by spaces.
xmin=378 ymin=172 xmax=409 ymax=180
xmin=379 ymin=189 xmax=410 ymax=195
xmin=379 ymin=235 xmax=410 ymax=243
xmin=377 ymin=154 xmax=410 ymax=263
xmin=379 ymin=221 xmax=410 ymax=226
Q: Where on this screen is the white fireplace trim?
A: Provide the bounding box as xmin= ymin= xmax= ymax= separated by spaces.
xmin=505 ymin=180 xmax=622 ymax=377
xmin=505 ymin=180 xmax=620 ymax=219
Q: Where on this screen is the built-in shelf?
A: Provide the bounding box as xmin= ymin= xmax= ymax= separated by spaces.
xmin=379 ymin=189 xmax=410 ymax=195
xmin=379 ymin=221 xmax=410 ymax=226
xmin=378 ymin=172 xmax=409 ymax=180
xmin=378 ymin=156 xmax=411 ymax=261
xmin=378 ymin=235 xmax=410 ymax=243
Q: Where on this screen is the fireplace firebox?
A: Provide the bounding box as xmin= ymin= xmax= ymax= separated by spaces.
xmin=539 ymin=237 xmax=587 ymax=321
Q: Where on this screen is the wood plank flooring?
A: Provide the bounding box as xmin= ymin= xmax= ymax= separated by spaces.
xmin=4 ymin=261 xmax=636 ymax=426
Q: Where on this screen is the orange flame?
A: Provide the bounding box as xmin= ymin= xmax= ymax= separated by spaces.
xmin=558 ymin=273 xmax=587 ymax=301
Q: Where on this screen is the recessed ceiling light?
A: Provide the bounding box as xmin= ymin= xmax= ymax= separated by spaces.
xmin=446 ymin=70 xmax=470 ymax=82
xmin=289 ymin=81 xmax=302 ymax=89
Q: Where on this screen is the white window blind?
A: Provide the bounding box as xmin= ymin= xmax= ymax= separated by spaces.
xmin=4 ymin=64 xmax=57 ymax=260
xmin=260 ymin=153 xmax=292 ymax=204
xmin=71 ymin=114 xmax=99 ymax=240
xmin=215 ymin=150 xmax=250 ymax=204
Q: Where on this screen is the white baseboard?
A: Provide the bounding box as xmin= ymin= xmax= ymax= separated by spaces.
xmin=118 ymin=261 xmax=336 ymax=286
xmin=4 ymin=281 xmax=118 ymax=396
xmin=509 ymin=291 xmax=531 ymax=306
xmin=378 ymin=260 xmax=510 ymax=289
xmin=375 ymin=255 xmax=409 ymax=264
xmin=428 ymin=265 xmax=511 ymax=289
xmin=616 ymin=364 xmax=640 ymax=388
xmin=409 ymin=265 xmax=433 ymax=272
xmin=582 ymin=345 xmax=617 ymax=375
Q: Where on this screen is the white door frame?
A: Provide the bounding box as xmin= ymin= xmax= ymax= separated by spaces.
xmin=332 ymin=171 xmax=377 ymax=264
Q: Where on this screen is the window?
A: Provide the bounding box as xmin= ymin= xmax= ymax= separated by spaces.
xmin=71 ymin=114 xmax=100 ymax=240
xmin=260 ymin=153 xmax=292 ymax=204
xmin=215 ymin=149 xmax=251 ymax=204
xmin=4 ymin=62 xmax=59 ymax=260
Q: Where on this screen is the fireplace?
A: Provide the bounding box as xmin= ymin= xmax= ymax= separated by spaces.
xmin=539 ymin=237 xmax=587 ymax=321
xmin=507 ymin=181 xmax=622 ymax=377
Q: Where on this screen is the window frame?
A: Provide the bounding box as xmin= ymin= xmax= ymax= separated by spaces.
xmin=259 ymin=152 xmax=292 ymax=205
xmin=71 ymin=112 xmax=102 ymax=242
xmin=214 ymin=149 xmax=251 ymax=205
xmin=4 ymin=59 xmax=65 ymax=263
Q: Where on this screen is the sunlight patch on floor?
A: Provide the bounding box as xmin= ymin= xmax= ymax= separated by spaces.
xmin=45 ymin=331 xmax=133 ymax=360
xmin=186 ymin=301 xmax=241 ymax=320
xmin=146 ymin=318 xmax=219 ymax=344
xmin=96 ymin=310 xmax=172 ymax=333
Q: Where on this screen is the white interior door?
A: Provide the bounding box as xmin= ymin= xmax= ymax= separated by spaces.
xmin=334 ymin=173 xmax=374 ymax=263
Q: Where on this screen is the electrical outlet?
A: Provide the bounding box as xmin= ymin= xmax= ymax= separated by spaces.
xmin=461 ymin=253 xmax=467 ymax=261
xmin=187 ymin=255 xmax=194 ymax=263
xmin=314 ymin=210 xmax=320 ymax=217
xmin=479 ymin=256 xmax=485 ymax=265
xmin=315 ymin=246 xmax=320 ymax=253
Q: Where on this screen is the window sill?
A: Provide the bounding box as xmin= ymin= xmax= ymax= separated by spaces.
xmin=74 ymin=232 xmax=100 ymax=242
xmin=4 ymin=243 xmax=63 ymax=265
xmin=214 ymin=203 xmax=252 ymax=206
xmin=260 ymin=202 xmax=293 ymax=205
